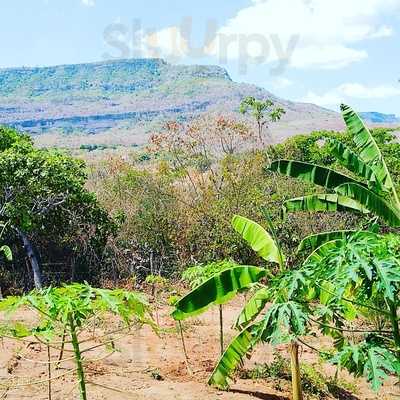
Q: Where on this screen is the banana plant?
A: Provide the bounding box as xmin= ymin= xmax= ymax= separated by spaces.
xmin=172 ymin=215 xmax=309 ymax=400
xmin=182 ymin=261 xmax=239 ymax=355
xmin=268 ymin=104 xmax=400 ymax=251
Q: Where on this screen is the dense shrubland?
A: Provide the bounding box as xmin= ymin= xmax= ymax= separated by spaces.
xmin=89 ymin=118 xmax=397 ymax=283
xmin=2 ymin=113 xmax=400 ymax=291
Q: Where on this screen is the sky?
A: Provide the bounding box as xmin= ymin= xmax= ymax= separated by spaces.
xmin=1 ymin=0 xmax=400 ymax=114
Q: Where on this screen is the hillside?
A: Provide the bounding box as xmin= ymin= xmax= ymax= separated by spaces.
xmin=0 ymin=59 xmax=343 ymax=149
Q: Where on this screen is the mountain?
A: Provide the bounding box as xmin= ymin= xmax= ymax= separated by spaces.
xmin=360 ymin=112 xmax=400 ymax=124
xmin=0 ymin=59 xmax=343 ymax=149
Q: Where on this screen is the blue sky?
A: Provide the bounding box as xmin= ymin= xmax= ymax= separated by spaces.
xmin=1 ymin=0 xmax=400 ymax=114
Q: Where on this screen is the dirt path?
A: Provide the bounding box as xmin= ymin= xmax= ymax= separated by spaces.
xmin=0 ymin=303 xmax=398 ymax=400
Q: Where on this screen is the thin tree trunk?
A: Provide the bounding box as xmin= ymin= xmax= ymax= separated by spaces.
xmin=69 ymin=315 xmax=87 ymax=400
xmin=177 ymin=321 xmax=192 ymax=375
xmin=290 ymin=341 xmax=303 ymax=400
xmin=56 ymin=329 xmax=66 ymax=369
xmin=257 ymin=120 xmax=272 ymax=165
xmin=154 ymin=288 xmax=159 ymax=326
xmin=150 ymin=252 xmax=155 ymax=296
xmin=70 ymin=256 xmax=76 ymax=282
xmin=219 ymin=305 xmax=224 ymax=356
xmin=17 ymin=228 xmax=42 ymax=289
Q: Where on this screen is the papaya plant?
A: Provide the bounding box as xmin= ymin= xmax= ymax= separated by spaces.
xmin=283 ymin=231 xmax=400 ymax=390
xmin=0 ymin=283 xmax=154 ymax=400
xmin=269 ymin=104 xmax=400 ymax=251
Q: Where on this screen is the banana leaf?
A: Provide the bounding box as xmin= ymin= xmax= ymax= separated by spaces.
xmin=208 ymin=322 xmax=262 ymax=389
xmin=172 ymin=266 xmax=267 ymax=320
xmin=282 ymin=193 xmax=370 ymax=217
xmin=335 ymin=183 xmax=400 ymax=227
xmin=327 ymin=138 xmax=385 ymax=194
xmin=303 ymin=240 xmax=343 ymax=265
xmin=341 ymin=104 xmax=399 ymax=204
xmin=268 ymin=159 xmax=359 ymax=189
xmin=298 ymin=230 xmax=359 ymax=252
xmin=232 ymin=215 xmax=284 ymax=267
xmin=234 ymin=287 xmax=270 ymax=330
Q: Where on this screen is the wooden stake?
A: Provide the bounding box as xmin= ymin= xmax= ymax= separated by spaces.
xmin=290 ymin=341 xmax=303 ymax=400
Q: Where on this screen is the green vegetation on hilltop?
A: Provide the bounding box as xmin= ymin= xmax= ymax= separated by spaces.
xmin=0 ymin=59 xmax=336 ymax=150
xmin=0 ymin=59 xmax=231 ymax=100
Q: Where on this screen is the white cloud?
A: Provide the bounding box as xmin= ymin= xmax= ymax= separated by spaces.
xmin=125 ymin=0 xmax=398 ymax=72
xmin=290 ymin=45 xmax=367 ymax=69
xmin=205 ymin=0 xmax=399 ymax=70
xmin=141 ymin=27 xmax=189 ymax=60
xmin=369 ymin=25 xmax=393 ymax=38
xmin=81 ymin=0 xmax=95 ymax=7
xmin=339 ymin=83 xmax=400 ymax=99
xmin=301 ymin=83 xmax=400 ymax=107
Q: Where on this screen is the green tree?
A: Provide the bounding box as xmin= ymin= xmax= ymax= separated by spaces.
xmin=0 ymin=127 xmax=115 ymax=289
xmin=239 ymin=96 xmax=285 ymax=162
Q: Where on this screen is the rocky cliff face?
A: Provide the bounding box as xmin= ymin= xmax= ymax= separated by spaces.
xmin=0 ymin=59 xmax=342 ymax=148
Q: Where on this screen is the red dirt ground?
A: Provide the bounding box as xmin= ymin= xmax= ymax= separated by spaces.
xmin=0 ymin=301 xmax=399 ymax=400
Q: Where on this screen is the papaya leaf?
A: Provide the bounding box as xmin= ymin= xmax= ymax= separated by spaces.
xmin=331 ymin=343 xmax=400 ymax=391
xmin=373 ymin=258 xmax=400 ymax=302
xmin=261 ymin=301 xmax=309 ymax=345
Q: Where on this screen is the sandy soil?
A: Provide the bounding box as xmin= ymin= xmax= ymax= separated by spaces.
xmin=0 ymin=302 xmax=399 ymax=400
